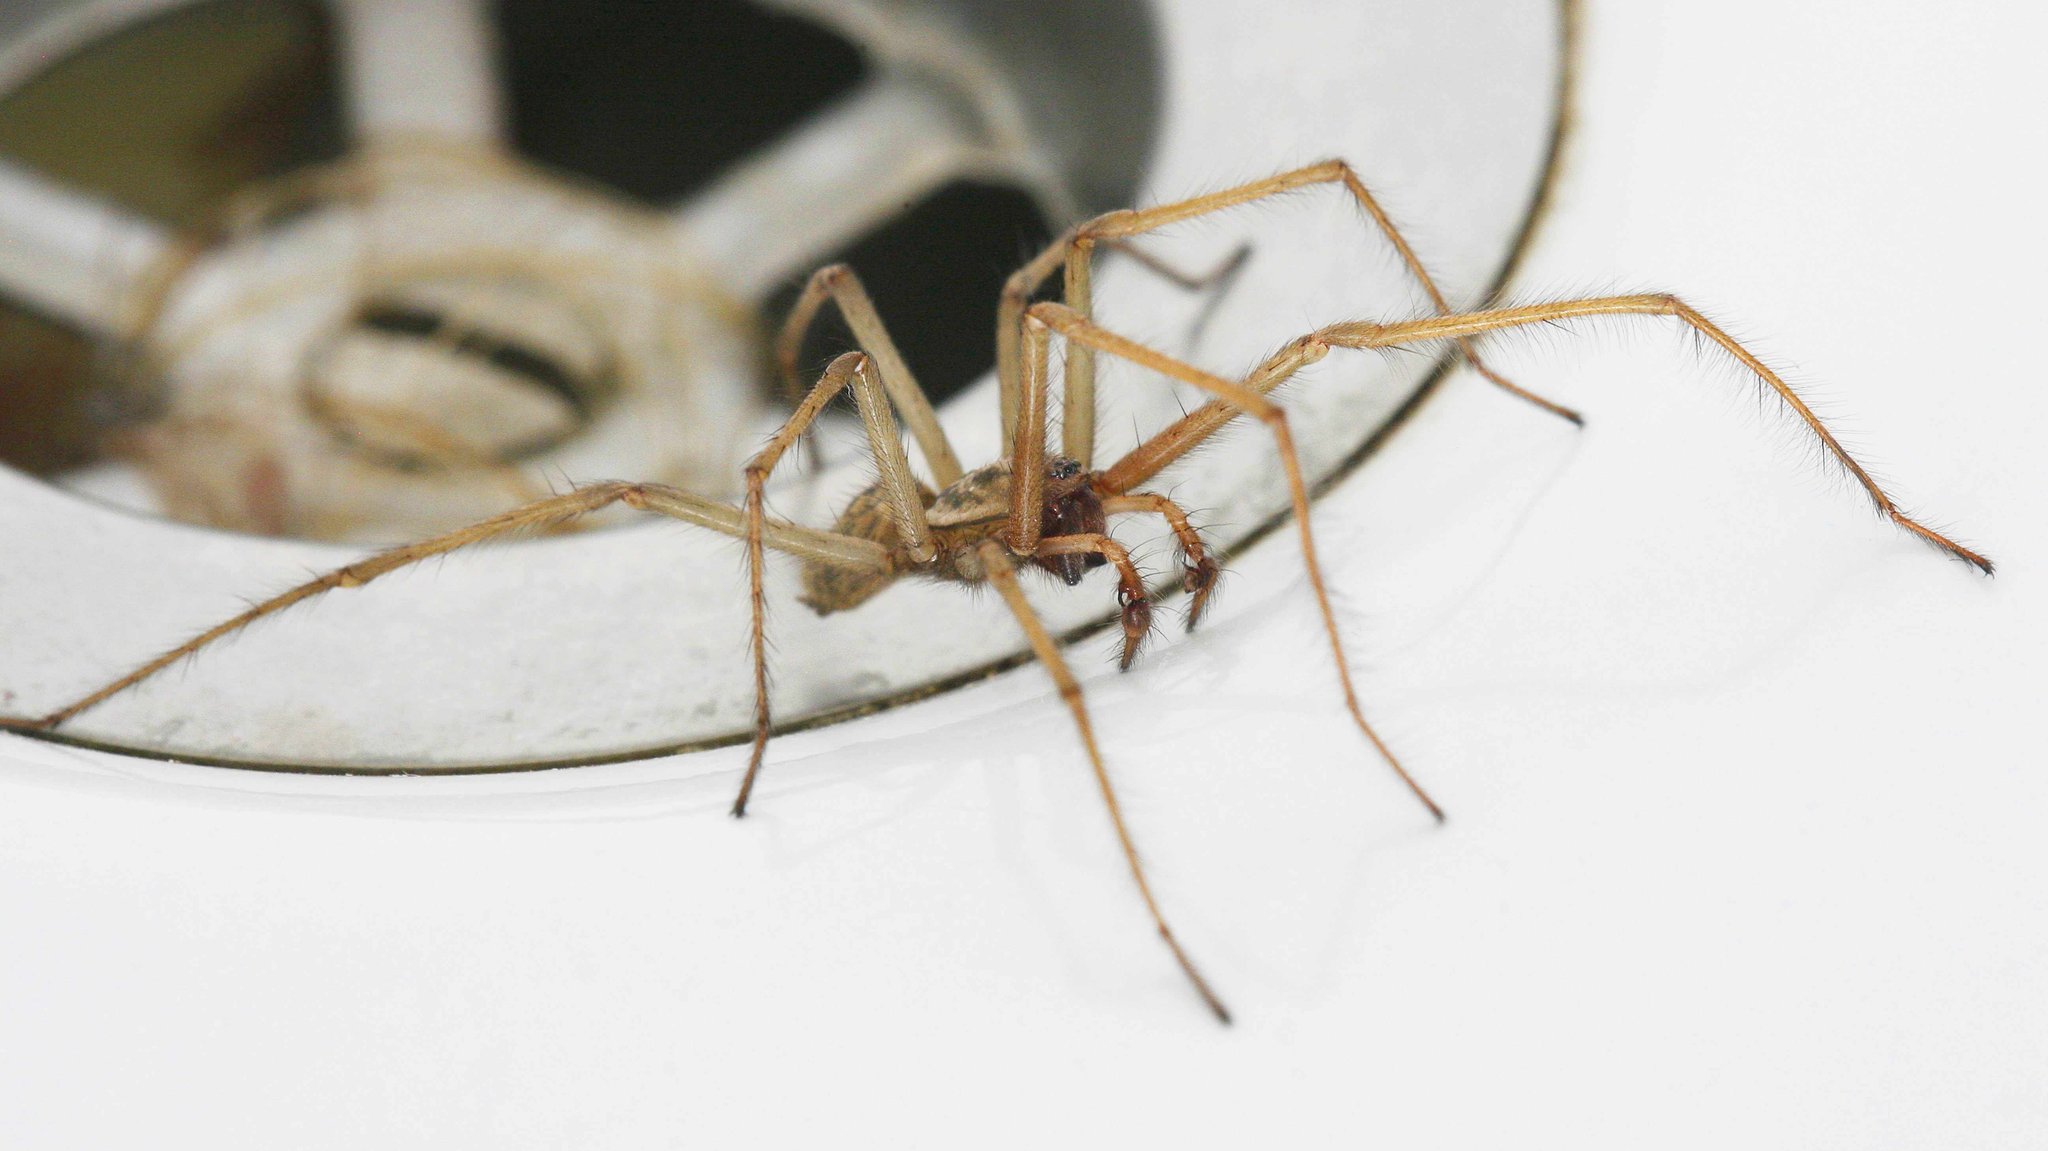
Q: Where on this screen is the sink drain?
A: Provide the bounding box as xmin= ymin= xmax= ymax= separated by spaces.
xmin=0 ymin=0 xmax=1568 ymax=770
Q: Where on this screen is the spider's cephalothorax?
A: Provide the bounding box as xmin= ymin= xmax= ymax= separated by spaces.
xmin=799 ymin=455 xmax=1113 ymax=617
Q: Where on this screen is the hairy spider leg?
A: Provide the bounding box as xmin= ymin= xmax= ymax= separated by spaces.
xmin=733 ymin=351 xmax=944 ymax=816
xmin=7 ymin=481 xmax=886 ymax=732
xmin=997 ymin=159 xmax=1579 ymax=469
xmin=751 ymin=341 xmax=1240 ymax=1019
xmin=1100 ymin=492 xmax=1220 ymax=629
xmin=1304 ymin=295 xmax=1991 ymax=573
xmin=975 ymin=539 xmax=1233 ymax=1024
xmin=1013 ymin=302 xmax=1447 ymax=823
xmin=775 ymin=264 xmax=963 ymax=486
xmin=780 ymin=247 xmax=1242 ymax=478
xmin=1094 ymin=332 xmax=1331 ymax=496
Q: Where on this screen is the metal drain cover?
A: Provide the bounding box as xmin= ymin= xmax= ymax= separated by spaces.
xmin=0 ymin=0 xmax=1566 ymax=769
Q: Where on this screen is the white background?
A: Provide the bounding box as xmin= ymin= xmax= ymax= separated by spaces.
xmin=3 ymin=0 xmax=2043 ymax=1146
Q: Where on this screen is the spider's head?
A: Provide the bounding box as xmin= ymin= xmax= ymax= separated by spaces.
xmin=1035 ymin=459 xmax=1107 ymax=587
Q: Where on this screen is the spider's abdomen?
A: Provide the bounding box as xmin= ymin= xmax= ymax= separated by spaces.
xmin=798 ymin=479 xmax=933 ymax=615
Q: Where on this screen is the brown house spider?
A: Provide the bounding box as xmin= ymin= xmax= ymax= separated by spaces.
xmin=2 ymin=160 xmax=1991 ymax=1023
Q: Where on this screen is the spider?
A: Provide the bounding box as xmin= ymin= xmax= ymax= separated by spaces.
xmin=1 ymin=160 xmax=1992 ymax=1023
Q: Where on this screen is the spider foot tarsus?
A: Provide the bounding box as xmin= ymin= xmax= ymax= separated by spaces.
xmin=1117 ymin=585 xmax=1154 ymax=671
xmin=1890 ymin=508 xmax=1994 ymax=575
xmin=1469 ymin=355 xmax=1584 ymax=427
xmin=1182 ymin=554 xmax=1221 ymax=631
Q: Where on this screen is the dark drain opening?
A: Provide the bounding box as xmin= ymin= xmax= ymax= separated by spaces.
xmin=767 ymin=180 xmax=1053 ymax=411
xmin=500 ymin=0 xmax=868 ymax=204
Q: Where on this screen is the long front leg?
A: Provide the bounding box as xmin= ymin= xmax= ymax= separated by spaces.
xmin=775 ymin=263 xmax=964 ymax=486
xmin=731 ymin=351 xmax=941 ymax=816
xmin=1027 ymin=302 xmax=1446 ymax=823
xmin=3 ymin=482 xmax=886 ymax=733
xmin=998 ymin=160 xmax=1577 ymax=467
xmin=1313 ymin=295 xmax=1993 ymax=573
xmin=975 ymin=541 xmax=1231 ymax=1023
xmin=995 ymin=233 xmax=1252 ymax=455
xmin=1096 ymin=330 xmax=1345 ymax=497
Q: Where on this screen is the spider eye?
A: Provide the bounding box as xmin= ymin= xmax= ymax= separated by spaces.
xmin=1047 ymin=457 xmax=1081 ymax=479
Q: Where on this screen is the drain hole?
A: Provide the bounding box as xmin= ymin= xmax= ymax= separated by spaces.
xmin=770 ymin=180 xmax=1054 ymax=409
xmin=303 ymin=280 xmax=615 ymax=471
xmin=353 ymin=302 xmax=597 ymax=422
xmin=500 ymin=0 xmax=867 ymax=203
